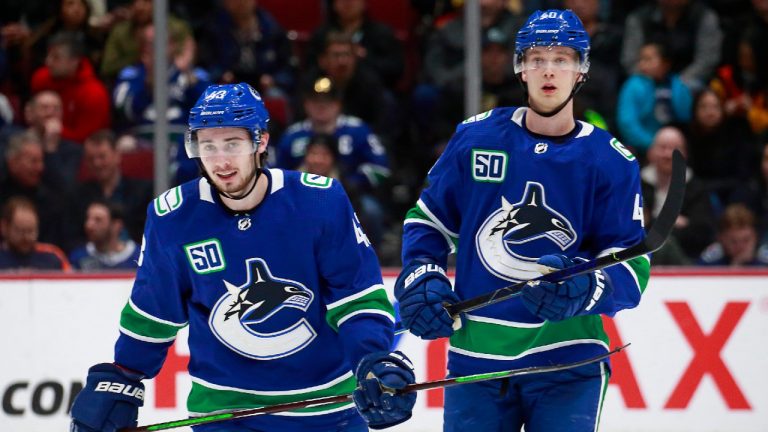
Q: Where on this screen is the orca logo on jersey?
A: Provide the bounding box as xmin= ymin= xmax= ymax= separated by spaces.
xmin=475 ymin=182 xmax=577 ymax=281
xmin=209 ymin=258 xmax=317 ymax=360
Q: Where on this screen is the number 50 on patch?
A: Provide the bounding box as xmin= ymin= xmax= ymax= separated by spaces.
xmin=472 ymin=149 xmax=507 ymax=183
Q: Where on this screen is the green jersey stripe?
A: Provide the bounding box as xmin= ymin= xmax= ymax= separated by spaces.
xmin=187 ymin=373 xmax=357 ymax=415
xmin=404 ymin=205 xmax=458 ymax=252
xmin=325 ymin=287 xmax=394 ymax=331
xmin=415 ymin=200 xmax=459 ymax=238
xmin=449 ymin=315 xmax=609 ymax=358
xmin=119 ymin=300 xmax=186 ymax=340
xmin=624 ymin=255 xmax=651 ymax=294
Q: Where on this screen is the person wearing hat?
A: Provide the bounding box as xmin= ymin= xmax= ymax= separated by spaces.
xmin=276 ymin=76 xmax=390 ymax=247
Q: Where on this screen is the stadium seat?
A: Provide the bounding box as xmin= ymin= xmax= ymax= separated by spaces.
xmin=366 ymin=0 xmax=418 ymax=41
xmin=260 ymin=0 xmax=325 ymax=42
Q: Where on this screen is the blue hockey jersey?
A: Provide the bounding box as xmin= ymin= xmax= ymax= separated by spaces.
xmin=114 ymin=169 xmax=395 ymax=417
xmin=275 ymin=116 xmax=390 ymax=189
xmin=402 ymin=107 xmax=650 ymax=375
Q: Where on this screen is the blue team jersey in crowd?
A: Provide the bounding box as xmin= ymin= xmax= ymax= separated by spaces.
xmin=114 ymin=169 xmax=395 ymax=417
xmin=275 ymin=116 xmax=390 ymax=188
xmin=402 ymin=107 xmax=650 ymax=375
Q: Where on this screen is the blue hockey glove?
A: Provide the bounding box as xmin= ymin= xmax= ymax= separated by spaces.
xmin=395 ymin=258 xmax=460 ymax=339
xmin=521 ymin=254 xmax=613 ymax=322
xmin=353 ymin=351 xmax=416 ymax=430
xmin=70 ymin=363 xmax=145 ymax=432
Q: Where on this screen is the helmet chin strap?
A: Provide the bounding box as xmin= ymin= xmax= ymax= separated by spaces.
xmin=197 ymin=153 xmax=262 ymax=203
xmin=518 ymin=74 xmax=588 ymax=118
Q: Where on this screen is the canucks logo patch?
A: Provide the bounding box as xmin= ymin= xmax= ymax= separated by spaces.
xmin=462 ymin=109 xmax=493 ymax=124
xmin=209 ymin=258 xmax=316 ymax=360
xmin=154 ymin=186 xmax=183 ymax=216
xmin=610 ymin=138 xmax=635 ymax=161
xmin=300 ymin=172 xmax=332 ymax=188
xmin=475 ymin=182 xmax=577 ymax=281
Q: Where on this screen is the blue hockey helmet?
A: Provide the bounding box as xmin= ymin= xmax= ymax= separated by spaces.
xmin=185 ymin=83 xmax=269 ymax=158
xmin=513 ymin=9 xmax=590 ymax=75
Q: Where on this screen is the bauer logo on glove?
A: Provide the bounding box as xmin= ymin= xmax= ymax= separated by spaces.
xmin=402 ymin=263 xmax=446 ymax=288
xmin=94 ymin=381 xmax=145 ymax=400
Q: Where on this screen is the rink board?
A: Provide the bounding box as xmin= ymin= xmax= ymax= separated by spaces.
xmin=1 ymin=270 xmax=766 ymax=432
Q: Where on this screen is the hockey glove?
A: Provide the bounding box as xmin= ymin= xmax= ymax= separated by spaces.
xmin=353 ymin=351 xmax=417 ymax=430
xmin=521 ymin=254 xmax=613 ymax=322
xmin=70 ymin=363 xmax=145 ymax=432
xmin=395 ymin=258 xmax=460 ymax=339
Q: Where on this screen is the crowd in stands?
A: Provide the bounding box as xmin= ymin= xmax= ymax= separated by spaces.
xmin=1 ymin=0 xmax=767 ymax=271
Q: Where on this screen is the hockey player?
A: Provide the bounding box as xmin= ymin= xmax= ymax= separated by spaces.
xmin=395 ymin=9 xmax=648 ymax=432
xmin=70 ymin=83 xmax=415 ymax=432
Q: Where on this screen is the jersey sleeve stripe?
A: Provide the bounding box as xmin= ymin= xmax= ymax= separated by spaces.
xmin=404 ymin=203 xmax=459 ymax=253
xmin=404 ymin=217 xmax=458 ymax=253
xmin=416 ymin=199 xmax=459 ymax=238
xmin=623 ymin=254 xmax=651 ymax=294
xmin=118 ymin=326 xmax=177 ymax=343
xmin=598 ymin=248 xmax=650 ymax=294
xmin=119 ymin=300 xmax=187 ymax=341
xmin=337 ymin=309 xmax=396 ymax=327
xmin=128 ymin=298 xmax=187 ymax=327
xmin=325 ymin=284 xmax=385 ymax=310
xmin=325 ymin=287 xmax=394 ymax=331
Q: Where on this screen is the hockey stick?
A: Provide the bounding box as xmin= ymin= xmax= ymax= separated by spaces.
xmin=122 ymin=344 xmax=628 ymax=432
xmin=394 ymin=149 xmax=686 ymax=335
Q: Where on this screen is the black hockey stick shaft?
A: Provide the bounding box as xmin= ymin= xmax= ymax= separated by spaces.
xmin=443 ymin=149 xmax=686 ymax=317
xmin=122 ymin=345 xmax=628 ymax=432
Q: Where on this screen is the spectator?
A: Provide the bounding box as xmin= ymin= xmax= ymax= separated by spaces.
xmin=307 ymin=0 xmax=405 ymax=89
xmin=744 ymin=0 xmax=768 ymax=92
xmin=642 ymin=195 xmax=692 ymax=266
xmin=278 ymin=77 xmax=390 ymax=248
xmin=621 ymin=0 xmax=723 ymax=90
xmin=276 ymin=76 xmax=390 ymax=191
xmin=686 ymin=88 xmax=757 ymax=207
xmin=617 ymin=41 xmax=692 ymax=155
xmin=100 ymin=0 xmax=192 ymax=83
xmin=23 ymin=0 xmax=105 ymax=72
xmin=0 ymin=130 xmax=76 ymax=251
xmin=1 ymin=2 xmax=56 ymax=97
xmin=303 ymin=32 xmax=393 ymax=136
xmin=641 ymin=126 xmax=717 ymax=259
xmin=198 ymin=0 xmax=295 ymax=94
xmin=0 ymin=196 xmax=71 ymax=271
xmin=566 ymin=0 xmax=624 ymax=130
xmin=75 ymin=129 xmax=153 ymax=244
xmin=298 ymin=133 xmax=342 ymax=180
xmin=69 ymin=200 xmax=140 ymax=271
xmin=710 ymin=33 xmax=768 ymax=136
xmin=414 ymin=0 xmax=524 ymax=146
xmin=435 ymin=26 xmax=524 ymax=141
xmin=733 ymin=142 xmax=768 ymax=237
xmin=30 ymin=32 xmax=111 ymax=143
xmin=112 ymin=24 xmax=210 ymax=136
xmin=421 ymin=0 xmax=523 ymax=93
xmin=698 ymin=203 xmax=768 ymax=266
xmin=22 ymin=91 xmax=82 ymax=188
